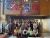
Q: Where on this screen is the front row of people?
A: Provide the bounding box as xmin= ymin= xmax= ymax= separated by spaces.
xmin=7 ymin=20 xmax=42 ymax=37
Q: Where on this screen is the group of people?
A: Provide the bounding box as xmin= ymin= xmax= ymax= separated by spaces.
xmin=6 ymin=19 xmax=42 ymax=37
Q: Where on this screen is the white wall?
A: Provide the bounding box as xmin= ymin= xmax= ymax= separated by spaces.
xmin=42 ymin=19 xmax=48 ymax=31
xmin=47 ymin=19 xmax=50 ymax=32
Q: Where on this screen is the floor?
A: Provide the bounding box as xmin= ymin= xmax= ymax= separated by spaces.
xmin=0 ymin=33 xmax=50 ymax=38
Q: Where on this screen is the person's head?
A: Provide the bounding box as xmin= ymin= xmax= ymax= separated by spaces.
xmin=13 ymin=19 xmax=18 ymax=24
xmin=16 ymin=27 xmax=17 ymax=29
xmin=33 ymin=22 xmax=38 ymax=26
xmin=8 ymin=18 xmax=13 ymax=24
xmin=36 ymin=20 xmax=38 ymax=23
xmin=29 ymin=21 xmax=33 ymax=24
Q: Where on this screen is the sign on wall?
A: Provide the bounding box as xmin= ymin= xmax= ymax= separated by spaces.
xmin=22 ymin=3 xmax=30 ymax=13
xmin=32 ymin=1 xmax=40 ymax=15
xmin=4 ymin=0 xmax=21 ymax=15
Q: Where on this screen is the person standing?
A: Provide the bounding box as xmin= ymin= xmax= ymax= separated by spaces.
xmin=29 ymin=21 xmax=33 ymax=31
xmin=8 ymin=19 xmax=14 ymax=35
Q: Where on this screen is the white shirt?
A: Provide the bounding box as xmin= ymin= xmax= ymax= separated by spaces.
xmin=33 ymin=23 xmax=37 ymax=29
